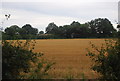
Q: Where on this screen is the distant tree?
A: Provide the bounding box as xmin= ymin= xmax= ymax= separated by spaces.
xmin=4 ymin=25 xmax=21 ymax=39
xmin=70 ymin=21 xmax=81 ymax=27
xmin=61 ymin=25 xmax=71 ymax=38
xmin=19 ymin=28 xmax=28 ymax=39
xmin=5 ymin=25 xmax=20 ymax=36
xmin=46 ymin=22 xmax=59 ymax=34
xmin=70 ymin=21 xmax=81 ymax=38
xmin=56 ymin=21 xmax=89 ymax=38
xmin=3 ymin=18 xmax=117 ymax=39
xmin=60 ymin=21 xmax=90 ymax=38
xmin=77 ymin=23 xmax=90 ymax=38
xmin=18 ymin=24 xmax=38 ymax=39
xmin=39 ymin=31 xmax=44 ymax=34
xmin=88 ymin=18 xmax=117 ymax=38
xmin=3 ymin=24 xmax=39 ymax=39
xmin=56 ymin=19 xmax=117 ymax=38
xmin=22 ymin=24 xmax=38 ymax=35
xmin=117 ymin=25 xmax=120 ymax=37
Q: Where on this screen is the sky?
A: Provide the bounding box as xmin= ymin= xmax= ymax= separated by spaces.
xmin=0 ymin=0 xmax=120 ymax=31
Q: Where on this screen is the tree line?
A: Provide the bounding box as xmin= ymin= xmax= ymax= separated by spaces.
xmin=2 ymin=18 xmax=119 ymax=40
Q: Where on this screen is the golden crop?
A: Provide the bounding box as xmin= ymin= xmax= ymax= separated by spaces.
xmin=32 ymin=39 xmax=105 ymax=79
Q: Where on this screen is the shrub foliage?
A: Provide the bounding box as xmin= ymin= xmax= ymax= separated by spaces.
xmin=86 ymin=38 xmax=120 ymax=79
xmin=2 ymin=40 xmax=54 ymax=79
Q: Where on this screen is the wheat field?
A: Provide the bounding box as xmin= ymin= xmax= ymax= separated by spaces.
xmin=31 ymin=39 xmax=106 ymax=79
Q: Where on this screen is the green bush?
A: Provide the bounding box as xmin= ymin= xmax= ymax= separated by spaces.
xmin=2 ymin=40 xmax=54 ymax=79
xmin=86 ymin=38 xmax=120 ymax=80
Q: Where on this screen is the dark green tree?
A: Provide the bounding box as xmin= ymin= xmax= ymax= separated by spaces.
xmin=19 ymin=24 xmax=38 ymax=39
xmin=46 ymin=22 xmax=59 ymax=34
xmin=39 ymin=31 xmax=44 ymax=34
xmin=70 ymin=21 xmax=81 ymax=27
xmin=88 ymin=18 xmax=117 ymax=38
xmin=22 ymin=24 xmax=38 ymax=35
xmin=4 ymin=25 xmax=21 ymax=39
xmin=60 ymin=21 xmax=90 ymax=38
xmin=60 ymin=25 xmax=71 ymax=38
xmin=117 ymin=25 xmax=120 ymax=37
xmin=77 ymin=23 xmax=90 ymax=38
xmin=5 ymin=25 xmax=20 ymax=35
xmin=69 ymin=21 xmax=81 ymax=38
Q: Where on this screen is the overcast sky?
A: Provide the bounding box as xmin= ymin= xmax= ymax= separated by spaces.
xmin=1 ymin=0 xmax=120 ymax=31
